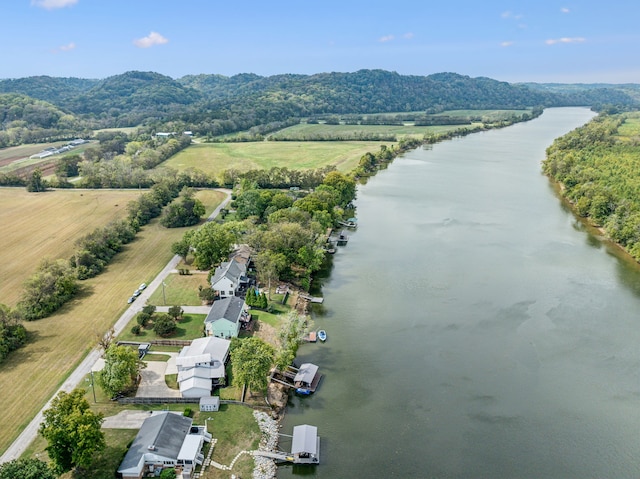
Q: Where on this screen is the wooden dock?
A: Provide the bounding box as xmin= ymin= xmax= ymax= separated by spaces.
xmin=299 ymin=293 xmax=324 ymax=303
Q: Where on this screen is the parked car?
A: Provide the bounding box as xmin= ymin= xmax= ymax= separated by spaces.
xmin=133 ymin=289 xmax=141 ymax=297
xmin=127 ymin=296 xmax=136 ymax=304
xmin=139 ymin=283 xmax=147 ymax=290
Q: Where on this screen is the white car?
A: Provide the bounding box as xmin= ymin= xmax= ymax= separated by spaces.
xmin=139 ymin=283 xmax=147 ymax=291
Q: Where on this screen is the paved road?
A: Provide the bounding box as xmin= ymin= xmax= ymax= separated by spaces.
xmin=0 ymin=189 xmax=231 ymax=463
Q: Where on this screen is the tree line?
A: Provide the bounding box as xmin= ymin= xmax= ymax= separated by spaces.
xmin=543 ymin=112 xmax=640 ymax=260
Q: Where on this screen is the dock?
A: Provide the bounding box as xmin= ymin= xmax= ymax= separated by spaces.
xmin=253 ymin=425 xmax=320 ymax=465
xmin=299 ymin=293 xmax=324 ymax=303
xmin=269 ymin=363 xmax=323 ymax=394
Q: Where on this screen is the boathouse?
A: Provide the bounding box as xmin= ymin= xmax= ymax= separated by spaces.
xmin=291 ymin=425 xmax=320 ymax=463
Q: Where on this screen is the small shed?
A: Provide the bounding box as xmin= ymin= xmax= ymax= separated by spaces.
xmin=199 ymin=396 xmax=220 ymax=412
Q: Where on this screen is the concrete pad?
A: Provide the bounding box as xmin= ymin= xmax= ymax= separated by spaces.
xmin=102 ymin=410 xmax=182 ymax=429
xmin=165 ymin=352 xmax=179 ymax=375
xmin=136 ymin=361 xmax=180 ymax=398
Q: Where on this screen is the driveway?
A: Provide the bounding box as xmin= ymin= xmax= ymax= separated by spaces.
xmin=102 ymin=410 xmax=182 ymax=429
xmin=136 ymin=361 xmax=180 ymax=398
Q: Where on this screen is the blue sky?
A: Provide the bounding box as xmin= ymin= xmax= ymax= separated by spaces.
xmin=1 ymin=0 xmax=639 ymax=83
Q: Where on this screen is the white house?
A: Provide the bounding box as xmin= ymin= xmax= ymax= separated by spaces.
xmin=117 ymin=412 xmax=210 ymax=479
xmin=204 ymin=296 xmax=249 ymax=339
xmin=210 ymin=258 xmax=248 ymax=299
xmin=176 ymin=337 xmax=230 ymax=398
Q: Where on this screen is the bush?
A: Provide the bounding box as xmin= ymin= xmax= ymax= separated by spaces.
xmin=183 ymin=407 xmax=192 ymax=417
xmin=153 ymin=314 xmax=176 ymax=337
xmin=131 ymin=325 xmax=141 ymax=335
xmin=159 ymin=468 xmax=176 ymax=479
xmin=136 ymin=312 xmax=151 ymax=327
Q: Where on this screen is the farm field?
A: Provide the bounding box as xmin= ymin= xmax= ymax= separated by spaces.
xmin=269 ymin=122 xmax=477 ymax=140
xmin=0 ymin=141 xmax=94 ymax=176
xmin=0 ymin=188 xmax=226 ymax=456
xmin=0 ymin=188 xmax=142 ymax=305
xmin=160 ymin=141 xmax=390 ymax=177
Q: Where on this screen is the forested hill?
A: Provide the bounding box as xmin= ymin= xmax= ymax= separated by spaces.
xmin=520 ymin=82 xmax=640 ymax=108
xmin=179 ymin=70 xmax=558 ymax=114
xmin=1 ymin=69 xmax=638 ymax=131
xmin=0 ymin=76 xmax=97 ymax=105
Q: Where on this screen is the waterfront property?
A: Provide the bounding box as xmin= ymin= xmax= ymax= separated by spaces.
xmin=117 ymin=411 xmax=211 ymax=479
xmin=176 ymin=336 xmax=230 ymax=398
xmin=210 ymin=258 xmax=249 ymax=299
xmin=204 ymin=296 xmax=250 ymax=338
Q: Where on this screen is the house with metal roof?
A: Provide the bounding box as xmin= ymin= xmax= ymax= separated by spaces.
xmin=210 ymin=258 xmax=248 ymax=299
xmin=204 ymin=296 xmax=249 ymax=339
xmin=117 ymin=412 xmax=210 ymax=479
xmin=176 ymin=336 xmax=230 ymax=397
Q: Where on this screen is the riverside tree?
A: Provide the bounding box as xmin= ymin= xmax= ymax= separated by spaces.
xmin=230 ymin=337 xmax=274 ymax=396
xmin=39 ymin=389 xmax=105 ymax=474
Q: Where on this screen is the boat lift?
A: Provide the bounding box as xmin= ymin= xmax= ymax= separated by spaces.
xmin=253 ymin=425 xmax=320 ymax=465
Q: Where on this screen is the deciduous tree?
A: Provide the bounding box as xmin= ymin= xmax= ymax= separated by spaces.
xmin=0 ymin=458 xmax=56 ymax=479
xmin=39 ymin=389 xmax=105 ymax=473
xmin=96 ymin=344 xmax=144 ymax=398
xmin=230 ymin=337 xmax=274 ymax=396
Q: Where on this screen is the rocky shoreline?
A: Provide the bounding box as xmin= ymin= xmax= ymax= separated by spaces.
xmin=252 ymin=410 xmax=279 ymax=479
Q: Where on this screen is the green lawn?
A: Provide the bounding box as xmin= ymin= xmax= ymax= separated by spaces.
xmin=202 ymin=404 xmax=260 ymax=479
xmin=118 ymin=313 xmax=207 ymax=342
xmin=147 ymin=272 xmax=209 ymax=306
xmin=160 ymin=141 xmax=390 ymax=177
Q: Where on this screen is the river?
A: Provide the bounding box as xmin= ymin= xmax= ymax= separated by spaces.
xmin=279 ymin=107 xmax=640 ymax=478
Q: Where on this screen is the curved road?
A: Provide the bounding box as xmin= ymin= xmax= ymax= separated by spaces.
xmin=0 ymin=189 xmax=231 ymax=463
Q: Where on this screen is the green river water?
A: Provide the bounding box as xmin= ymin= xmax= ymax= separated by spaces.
xmin=279 ymin=107 xmax=640 ymax=478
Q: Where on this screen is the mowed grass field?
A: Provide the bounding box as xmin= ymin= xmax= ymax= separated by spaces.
xmin=160 ymin=141 xmax=391 ymax=177
xmin=0 ymin=188 xmax=226 ymax=456
xmin=0 ymin=188 xmax=143 ymax=306
xmin=270 ymin=122 xmax=476 ymax=140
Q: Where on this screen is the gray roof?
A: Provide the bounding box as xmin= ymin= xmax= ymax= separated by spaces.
xmin=205 ymin=296 xmax=246 ymax=324
xmin=210 ymin=258 xmax=247 ymax=287
xmin=292 ymin=425 xmax=318 ymax=454
xmin=118 ymin=412 xmax=192 ymax=473
xmin=294 ymin=363 xmax=318 ymax=385
xmin=176 ymin=337 xmax=230 ymax=368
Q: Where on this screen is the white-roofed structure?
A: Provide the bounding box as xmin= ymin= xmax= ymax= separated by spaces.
xmin=292 ymin=424 xmax=319 ymax=461
xmin=176 ymin=337 xmax=230 ymax=398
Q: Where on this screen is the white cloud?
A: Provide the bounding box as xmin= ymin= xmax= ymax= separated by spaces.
xmin=561 ymin=7 xmax=570 ymax=13
xmin=403 ymin=32 xmax=414 ymax=40
xmin=379 ymin=34 xmax=395 ymax=43
xmin=133 ymin=31 xmax=169 ymax=48
xmin=501 ymin=41 xmax=514 ymax=47
xmin=545 ymin=37 xmax=586 ymax=45
xmin=59 ymin=42 xmax=76 ymax=51
xmin=501 ymin=11 xmax=523 ymax=20
xmin=32 ymin=0 xmax=77 ymax=9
